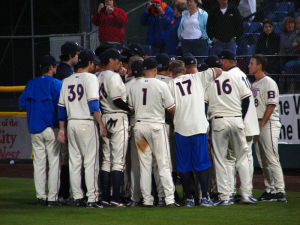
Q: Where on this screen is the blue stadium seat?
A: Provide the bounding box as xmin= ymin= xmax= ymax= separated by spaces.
xmin=275 ymin=2 xmax=294 ymax=14
xmin=249 ymin=22 xmax=263 ymax=33
xmin=243 ymin=22 xmax=251 ymax=33
xmin=247 ymin=44 xmax=256 ymax=56
xmin=142 ymin=45 xmax=152 ymax=56
xmin=273 ymin=11 xmax=289 ymax=22
xmin=273 ymin=22 xmax=282 ymax=34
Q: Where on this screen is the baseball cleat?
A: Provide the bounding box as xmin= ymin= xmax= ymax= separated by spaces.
xmin=110 ymin=201 xmax=126 ymax=207
xmin=37 ymin=198 xmax=47 ymax=206
xmin=74 ymin=198 xmax=86 ymax=207
xmin=166 ymin=203 xmax=180 ymax=208
xmin=275 ymin=192 xmax=287 ymax=203
xmin=185 ymin=198 xmax=195 ymax=207
xmin=126 ymin=201 xmax=140 ymax=207
xmin=200 ymin=198 xmax=215 ymax=207
xmin=215 ymin=199 xmax=232 ymax=206
xmin=157 ymin=197 xmax=166 ymax=207
xmin=48 ymin=201 xmax=62 ymax=207
xmin=101 ymin=200 xmax=111 ymax=207
xmin=240 ymin=196 xmax=257 ymax=204
xmin=257 ymin=191 xmax=276 ymax=202
xmin=86 ymin=201 xmax=104 ymax=208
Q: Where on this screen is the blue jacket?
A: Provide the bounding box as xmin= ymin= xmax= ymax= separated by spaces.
xmin=177 ymin=8 xmax=209 ymax=41
xmin=19 ymin=75 xmax=62 ymax=134
xmin=164 ymin=16 xmax=182 ymax=55
xmin=141 ymin=5 xmax=174 ymax=47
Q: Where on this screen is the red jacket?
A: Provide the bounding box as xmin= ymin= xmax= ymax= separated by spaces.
xmin=92 ymin=7 xmax=128 ymax=43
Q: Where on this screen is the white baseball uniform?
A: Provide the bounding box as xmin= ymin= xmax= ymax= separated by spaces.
xmin=98 ymin=70 xmax=129 ymax=172
xmin=128 ymin=77 xmax=175 ymax=206
xmin=205 ymin=71 xmax=251 ymax=200
xmin=252 ymin=76 xmax=285 ymax=193
xmin=225 ymin=67 xmax=260 ymax=198
xmin=58 ymin=72 xmax=100 ymax=203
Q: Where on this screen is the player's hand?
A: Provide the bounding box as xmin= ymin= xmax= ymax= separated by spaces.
xmin=119 ymin=66 xmax=127 ymax=76
xmin=106 ymin=6 xmax=114 ymax=14
xmin=100 ymin=126 xmax=107 ymax=137
xmin=213 ymin=67 xmax=223 ymax=78
xmin=98 ymin=3 xmax=105 ymax=13
xmin=254 ymin=135 xmax=259 ymax=141
xmin=146 ymin=1 xmax=152 ymax=9
xmin=57 ymin=129 xmax=66 ymax=144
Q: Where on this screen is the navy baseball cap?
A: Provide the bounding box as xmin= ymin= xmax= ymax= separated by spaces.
xmin=169 ymin=55 xmax=177 ymax=62
xmin=205 ymin=55 xmax=221 ymax=68
xmin=94 ymin=56 xmax=101 ymax=66
xmin=39 ymin=55 xmax=57 ymax=68
xmin=128 ymin=43 xmax=145 ymax=57
xmin=218 ymin=50 xmax=236 ymax=60
xmin=61 ymin=41 xmax=81 ymax=55
xmin=131 ymin=60 xmax=144 ymax=77
xmin=100 ymin=48 xmax=126 ymax=62
xmin=78 ymin=49 xmax=97 ymax=64
xmin=182 ymin=54 xmax=196 ymax=66
xmin=143 ymin=57 xmax=157 ymax=70
xmin=156 ymin=53 xmax=170 ymax=70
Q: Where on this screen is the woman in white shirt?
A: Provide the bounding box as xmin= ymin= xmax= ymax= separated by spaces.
xmin=177 ymin=0 xmax=209 ymax=61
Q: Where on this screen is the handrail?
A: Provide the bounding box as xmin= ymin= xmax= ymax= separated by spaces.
xmin=0 ymin=86 xmax=25 ymax=92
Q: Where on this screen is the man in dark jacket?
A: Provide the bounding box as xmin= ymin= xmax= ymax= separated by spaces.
xmin=207 ymin=0 xmax=243 ymax=55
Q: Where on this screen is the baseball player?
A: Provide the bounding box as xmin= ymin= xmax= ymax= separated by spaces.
xmin=168 ymin=60 xmax=222 ymax=207
xmin=156 ymin=53 xmax=173 ymax=83
xmin=98 ymin=48 xmax=130 ymax=207
xmin=218 ymin=50 xmax=259 ymax=204
xmin=57 ymin=49 xmax=107 ymax=208
xmin=19 ymin=55 xmax=62 ymax=206
xmin=205 ymin=51 xmax=251 ymax=206
xmin=128 ymin=57 xmax=177 ymax=207
xmin=249 ymin=54 xmax=286 ymax=202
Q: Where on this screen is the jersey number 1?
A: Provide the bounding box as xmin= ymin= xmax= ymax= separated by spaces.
xmin=142 ymin=88 xmax=147 ymax=105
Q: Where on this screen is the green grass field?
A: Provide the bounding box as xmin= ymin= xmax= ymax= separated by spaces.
xmin=1 ymin=177 xmax=300 ymax=225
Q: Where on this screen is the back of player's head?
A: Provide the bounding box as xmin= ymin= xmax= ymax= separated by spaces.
xmin=60 ymin=41 xmax=81 ymax=62
xmin=143 ymin=57 xmax=157 ymax=71
xmin=77 ymin=49 xmax=97 ymax=69
xmin=218 ymin=50 xmax=236 ymax=62
xmin=251 ymin=54 xmax=268 ymax=71
xmin=128 ymin=43 xmax=145 ymax=58
xmin=39 ymin=54 xmax=57 ymax=74
xmin=128 ymin=55 xmax=144 ymax=70
xmin=169 ymin=60 xmax=185 ymax=76
xmin=182 ymin=53 xmax=197 ymax=68
xmin=205 ymin=55 xmax=221 ymax=68
xmin=100 ymin=48 xmax=125 ymax=66
xmin=156 ymin=53 xmax=170 ymax=72
xmin=131 ymin=60 xmax=144 ymax=77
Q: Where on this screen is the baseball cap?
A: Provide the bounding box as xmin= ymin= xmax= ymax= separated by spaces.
xmin=182 ymin=54 xmax=196 ymax=66
xmin=61 ymin=41 xmax=81 ymax=55
xmin=169 ymin=55 xmax=178 ymax=62
xmin=131 ymin=60 xmax=144 ymax=77
xmin=78 ymin=49 xmax=97 ymax=64
xmin=156 ymin=53 xmax=170 ymax=70
xmin=143 ymin=57 xmax=157 ymax=70
xmin=100 ymin=48 xmax=126 ymax=62
xmin=128 ymin=43 xmax=145 ymax=57
xmin=205 ymin=55 xmax=221 ymax=68
xmin=39 ymin=55 xmax=57 ymax=68
xmin=152 ymin=0 xmax=161 ymax=3
xmin=94 ymin=56 xmax=101 ymax=66
xmin=218 ymin=50 xmax=236 ymax=60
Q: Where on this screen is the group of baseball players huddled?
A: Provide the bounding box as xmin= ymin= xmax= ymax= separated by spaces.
xmin=19 ymin=40 xmax=287 ymax=208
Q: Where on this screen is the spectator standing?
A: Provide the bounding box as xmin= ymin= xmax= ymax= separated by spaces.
xmin=92 ymin=0 xmax=128 ymax=47
xmin=207 ymin=0 xmax=243 ymax=55
xmin=279 ymin=17 xmax=296 ymax=55
xmin=163 ymin=3 xmax=185 ymax=55
xmin=255 ymin=20 xmax=280 ymax=74
xmin=141 ymin=0 xmax=174 ymax=54
xmin=55 ymin=41 xmax=81 ymax=81
xmin=178 ymin=0 xmax=209 ymax=61
xmin=19 ymin=55 xmax=62 ymax=206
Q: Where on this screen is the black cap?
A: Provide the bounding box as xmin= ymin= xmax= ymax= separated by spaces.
xmin=156 ymin=53 xmax=170 ymax=70
xmin=131 ymin=60 xmax=144 ymax=77
xmin=218 ymin=50 xmax=236 ymax=60
xmin=129 ymin=43 xmax=145 ymax=57
xmin=78 ymin=49 xmax=97 ymax=64
xmin=61 ymin=41 xmax=81 ymax=55
xmin=197 ymin=63 xmax=209 ymax=72
xmin=39 ymin=55 xmax=57 ymax=68
xmin=143 ymin=58 xmax=157 ymax=70
xmin=94 ymin=56 xmax=101 ymax=66
xmin=169 ymin=55 xmax=177 ymax=62
xmin=182 ymin=54 xmax=196 ymax=66
xmin=100 ymin=48 xmax=125 ymax=62
xmin=205 ymin=55 xmax=221 ymax=68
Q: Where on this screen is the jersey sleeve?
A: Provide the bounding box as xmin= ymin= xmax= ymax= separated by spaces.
xmin=162 ymin=83 xmax=175 ymax=110
xmin=128 ymin=87 xmax=133 ymax=108
xmin=107 ymin=73 xmax=126 ymax=101
xmin=86 ymin=75 xmax=100 ymax=102
xmin=196 ymin=68 xmax=215 ymax=89
xmin=58 ymin=83 xmax=66 ymax=108
xmin=237 ymin=75 xmax=252 ymax=100
xmin=167 ymin=80 xmax=175 ymax=98
xmin=265 ymin=79 xmax=279 ymax=105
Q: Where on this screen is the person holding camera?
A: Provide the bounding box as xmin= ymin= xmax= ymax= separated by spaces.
xmin=141 ymin=0 xmax=174 ymax=55
xmin=92 ymin=0 xmax=128 ymax=46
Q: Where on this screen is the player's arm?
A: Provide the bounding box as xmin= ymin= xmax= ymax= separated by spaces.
xmin=57 ymin=104 xmax=67 ymax=144
xmin=113 ymin=98 xmax=131 ymax=112
xmin=241 ymin=96 xmax=250 ymax=120
xmin=167 ymin=105 xmax=176 ymax=122
xmin=259 ymin=104 xmax=276 ymax=131
xmin=88 ymin=100 xmax=107 ymax=137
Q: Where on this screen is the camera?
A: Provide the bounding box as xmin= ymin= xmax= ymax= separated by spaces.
xmin=151 ymin=2 xmax=157 ymax=7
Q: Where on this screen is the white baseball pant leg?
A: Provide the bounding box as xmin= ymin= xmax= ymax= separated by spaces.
xmin=255 ymin=120 xmax=285 ymax=193
xmin=68 ymin=120 xmax=99 ymax=202
xmin=31 ymin=127 xmax=60 ymax=201
xmin=134 ymin=122 xmax=175 ymax=206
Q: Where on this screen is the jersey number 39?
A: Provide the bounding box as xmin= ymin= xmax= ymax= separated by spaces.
xmin=68 ymin=84 xmax=84 ymax=102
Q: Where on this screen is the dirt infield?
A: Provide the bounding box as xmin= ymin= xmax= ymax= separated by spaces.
xmin=0 ymin=163 xmax=299 ymax=192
